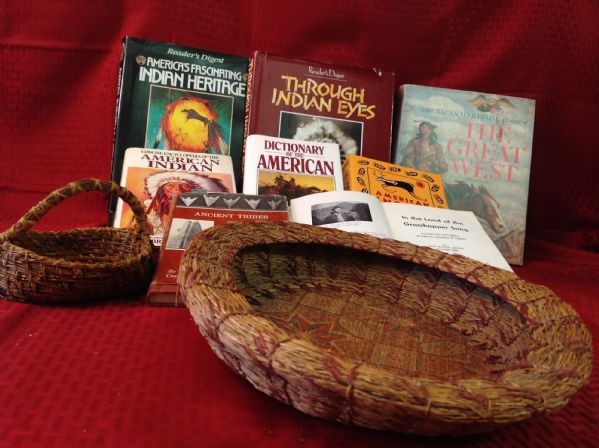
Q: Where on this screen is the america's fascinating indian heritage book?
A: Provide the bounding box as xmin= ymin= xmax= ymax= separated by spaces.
xmin=243 ymin=134 xmax=344 ymax=203
xmin=343 ymin=155 xmax=448 ymax=208
xmin=110 ymin=37 xmax=248 ymax=222
xmin=113 ymin=147 xmax=235 ymax=246
xmin=393 ymin=84 xmax=535 ymax=264
xmin=289 ymin=191 xmax=511 ymax=271
xmin=244 ymin=51 xmax=395 ymax=163
xmin=147 ymin=192 xmax=289 ymax=306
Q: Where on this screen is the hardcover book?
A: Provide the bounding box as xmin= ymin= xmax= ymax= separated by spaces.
xmin=393 ymin=84 xmax=535 ymax=264
xmin=110 ymin=36 xmax=248 ymax=221
xmin=289 ymin=191 xmax=511 ymax=271
xmin=147 ymin=192 xmax=289 ymax=306
xmin=114 ymin=147 xmax=236 ymax=246
xmin=343 ymin=155 xmax=448 ymax=208
xmin=243 ymin=134 xmax=344 ymax=203
xmin=244 ymin=51 xmax=395 ymax=163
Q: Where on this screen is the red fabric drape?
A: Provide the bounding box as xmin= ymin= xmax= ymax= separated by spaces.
xmin=1 ymin=1 xmax=597 ymax=446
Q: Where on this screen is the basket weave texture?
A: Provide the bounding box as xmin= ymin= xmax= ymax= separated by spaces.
xmin=179 ymin=221 xmax=593 ymax=435
xmin=0 ymin=179 xmax=154 ymax=304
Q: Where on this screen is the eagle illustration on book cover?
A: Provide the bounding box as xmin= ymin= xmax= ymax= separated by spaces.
xmin=146 ymin=86 xmax=233 ymax=154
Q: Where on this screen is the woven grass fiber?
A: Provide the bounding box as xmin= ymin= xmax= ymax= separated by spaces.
xmin=180 ymin=221 xmax=592 ymax=435
xmin=0 ymin=179 xmax=153 ymax=304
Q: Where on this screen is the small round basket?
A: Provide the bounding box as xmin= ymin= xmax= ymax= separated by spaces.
xmin=0 ymin=178 xmax=154 ymax=304
xmin=179 ymin=221 xmax=592 ymax=435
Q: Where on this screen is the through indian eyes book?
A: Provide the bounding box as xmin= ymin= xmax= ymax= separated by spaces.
xmin=393 ymin=84 xmax=535 ymax=265
xmin=110 ymin=36 xmax=248 ymax=222
xmin=244 ymin=51 xmax=395 ymax=163
xmin=147 ymin=191 xmax=289 ymax=306
xmin=113 ymin=147 xmax=236 ymax=247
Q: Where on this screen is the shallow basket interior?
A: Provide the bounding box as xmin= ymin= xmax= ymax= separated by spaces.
xmin=233 ymin=243 xmax=530 ymax=382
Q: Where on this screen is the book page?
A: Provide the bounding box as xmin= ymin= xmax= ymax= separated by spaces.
xmin=289 ymin=191 xmax=391 ymax=238
xmin=382 ymin=202 xmax=512 ymax=271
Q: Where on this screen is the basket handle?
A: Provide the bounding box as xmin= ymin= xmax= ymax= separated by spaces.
xmin=0 ymin=178 xmax=148 ymax=239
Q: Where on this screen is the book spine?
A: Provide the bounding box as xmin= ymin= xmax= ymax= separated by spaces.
xmin=243 ymin=55 xmax=255 ymax=145
xmin=107 ymin=38 xmax=129 ymax=225
xmin=383 ymin=71 xmax=396 ymax=163
xmin=146 ymin=194 xmax=181 ymax=306
xmin=240 ymin=56 xmax=255 ymax=188
xmin=391 ymin=85 xmax=408 ymax=165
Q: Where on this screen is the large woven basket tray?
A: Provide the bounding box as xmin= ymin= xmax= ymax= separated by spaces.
xmin=0 ymin=179 xmax=154 ymax=304
xmin=179 ymin=221 xmax=592 ymax=435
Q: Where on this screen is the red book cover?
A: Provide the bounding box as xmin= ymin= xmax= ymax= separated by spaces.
xmin=245 ymin=51 xmax=395 ymax=164
xmin=146 ymin=191 xmax=289 ymax=306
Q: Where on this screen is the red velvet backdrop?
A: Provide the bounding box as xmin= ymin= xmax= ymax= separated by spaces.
xmin=1 ymin=1 xmax=598 ymax=446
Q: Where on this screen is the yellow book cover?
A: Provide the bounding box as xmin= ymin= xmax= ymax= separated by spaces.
xmin=342 ymin=155 xmax=448 ymax=208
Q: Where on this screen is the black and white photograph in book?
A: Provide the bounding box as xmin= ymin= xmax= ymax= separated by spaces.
xmin=311 ymin=201 xmax=373 ymax=225
xmin=165 ymin=218 xmax=212 ymax=250
xmin=279 ymin=112 xmax=362 ymax=161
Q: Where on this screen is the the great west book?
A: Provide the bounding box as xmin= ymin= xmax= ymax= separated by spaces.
xmin=245 ymin=51 xmax=395 ymax=163
xmin=110 ymin=37 xmax=248 ymax=222
xmin=393 ymin=84 xmax=535 ymax=265
xmin=147 ymin=192 xmax=289 ymax=306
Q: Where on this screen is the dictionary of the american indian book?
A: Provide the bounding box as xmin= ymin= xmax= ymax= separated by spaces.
xmin=242 ymin=134 xmax=344 ymax=203
xmin=244 ymin=51 xmax=394 ymax=164
xmin=110 ymin=37 xmax=248 ymax=222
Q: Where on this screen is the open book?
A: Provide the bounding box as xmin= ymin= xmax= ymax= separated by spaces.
xmin=289 ymin=191 xmax=512 ymax=271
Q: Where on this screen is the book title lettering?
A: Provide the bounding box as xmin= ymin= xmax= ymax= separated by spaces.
xmin=271 ymin=75 xmax=375 ymax=119
xmin=141 ymin=153 xmax=221 ymax=172
xmin=257 ymin=139 xmax=334 ymax=175
xmin=446 ymin=122 xmax=526 ymax=182
xmin=402 ymin=215 xmax=469 ymax=232
xmin=192 ymin=211 xmax=270 ymax=220
xmin=375 ymin=190 xmax=430 ymax=207
xmin=138 ymin=57 xmax=246 ymax=97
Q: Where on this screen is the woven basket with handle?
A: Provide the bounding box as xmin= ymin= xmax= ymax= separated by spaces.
xmin=179 ymin=221 xmax=592 ymax=435
xmin=0 ymin=178 xmax=154 ymax=304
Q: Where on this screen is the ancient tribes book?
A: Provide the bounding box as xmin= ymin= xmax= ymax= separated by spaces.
xmin=147 ymin=192 xmax=289 ymax=306
xmin=343 ymin=155 xmax=449 ymax=209
xmin=393 ymin=84 xmax=535 ymax=265
xmin=113 ymin=147 xmax=236 ymax=247
xmin=244 ymin=51 xmax=395 ymax=163
xmin=110 ymin=36 xmax=248 ymax=221
xmin=243 ymin=134 xmax=344 ymax=203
